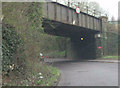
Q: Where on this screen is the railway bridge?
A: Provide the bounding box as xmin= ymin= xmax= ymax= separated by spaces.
xmin=42 ymin=2 xmax=104 ymax=59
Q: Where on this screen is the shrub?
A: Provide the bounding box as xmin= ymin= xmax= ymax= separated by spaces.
xmin=2 ymin=24 xmax=25 ymax=75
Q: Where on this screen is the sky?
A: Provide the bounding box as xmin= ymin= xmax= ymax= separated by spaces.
xmin=90 ymin=0 xmax=119 ymax=21
xmin=2 ymin=0 xmax=119 ymax=21
xmin=56 ymin=0 xmax=120 ymax=21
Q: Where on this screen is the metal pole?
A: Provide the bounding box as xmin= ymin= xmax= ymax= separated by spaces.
xmin=47 ymin=2 xmax=49 ymax=18
xmin=54 ymin=2 xmax=57 ymax=20
xmin=99 ymin=12 xmax=101 ymax=17
xmin=68 ymin=0 xmax=70 ymax=7
xmin=86 ymin=6 xmax=88 ymax=14
xmin=94 ymin=10 xmax=96 ymax=16
xmin=106 ymin=14 xmax=107 ymax=17
xmin=78 ymin=2 xmax=80 ymax=7
xmin=67 ymin=0 xmax=70 ymax=22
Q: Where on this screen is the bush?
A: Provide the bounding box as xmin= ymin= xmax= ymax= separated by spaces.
xmin=2 ymin=24 xmax=25 ymax=75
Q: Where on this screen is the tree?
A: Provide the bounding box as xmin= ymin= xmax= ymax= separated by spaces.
xmin=56 ymin=0 xmax=107 ymax=17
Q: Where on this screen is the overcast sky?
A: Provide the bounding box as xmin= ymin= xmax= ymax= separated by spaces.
xmin=2 ymin=0 xmax=119 ymax=21
xmin=90 ymin=0 xmax=119 ymax=21
xmin=56 ymin=0 xmax=119 ymax=21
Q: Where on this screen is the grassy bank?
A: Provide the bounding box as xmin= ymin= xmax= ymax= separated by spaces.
xmin=3 ymin=62 xmax=60 ymax=86
xmin=96 ymin=55 xmax=119 ymax=60
xmin=103 ymin=56 xmax=119 ymax=59
xmin=2 ymin=2 xmax=61 ymax=86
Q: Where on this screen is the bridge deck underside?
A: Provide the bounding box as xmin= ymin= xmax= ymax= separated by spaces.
xmin=43 ymin=19 xmax=99 ymax=59
xmin=42 ymin=19 xmax=100 ymax=38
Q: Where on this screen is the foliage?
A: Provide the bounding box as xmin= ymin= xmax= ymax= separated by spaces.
xmin=57 ymin=0 xmax=107 ymax=17
xmin=35 ymin=65 xmax=60 ymax=86
xmin=2 ymin=2 xmax=61 ymax=86
xmin=25 ymin=2 xmax=43 ymax=32
xmin=2 ymin=24 xmax=24 ymax=74
xmin=2 ymin=62 xmax=60 ymax=86
xmin=2 ymin=2 xmax=44 ymax=63
xmin=102 ymin=32 xmax=118 ymax=56
xmin=103 ymin=56 xmax=119 ymax=59
xmin=2 ymin=2 xmax=44 ymax=78
xmin=46 ymin=50 xmax=66 ymax=58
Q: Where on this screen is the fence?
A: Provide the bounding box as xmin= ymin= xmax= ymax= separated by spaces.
xmin=102 ymin=21 xmax=118 ymax=56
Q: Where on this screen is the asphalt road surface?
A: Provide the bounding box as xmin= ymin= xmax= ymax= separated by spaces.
xmin=52 ymin=60 xmax=118 ymax=86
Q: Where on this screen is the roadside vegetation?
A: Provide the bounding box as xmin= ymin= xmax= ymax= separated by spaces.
xmin=2 ymin=1 xmax=119 ymax=86
xmin=2 ymin=2 xmax=62 ymax=86
xmin=103 ymin=56 xmax=119 ymax=59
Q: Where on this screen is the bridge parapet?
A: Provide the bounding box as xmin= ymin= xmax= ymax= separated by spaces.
xmin=42 ymin=2 xmax=102 ymax=32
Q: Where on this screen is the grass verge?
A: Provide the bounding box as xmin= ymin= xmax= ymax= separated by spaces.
xmin=103 ymin=56 xmax=119 ymax=59
xmin=2 ymin=62 xmax=60 ymax=86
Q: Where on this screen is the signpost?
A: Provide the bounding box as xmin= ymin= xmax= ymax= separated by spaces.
xmin=76 ymin=7 xmax=80 ymax=14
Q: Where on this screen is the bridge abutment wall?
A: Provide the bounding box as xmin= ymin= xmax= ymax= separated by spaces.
xmin=65 ymin=34 xmax=97 ymax=59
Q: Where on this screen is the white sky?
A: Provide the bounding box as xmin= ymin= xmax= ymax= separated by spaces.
xmin=88 ymin=0 xmax=119 ymax=21
xmin=57 ymin=0 xmax=119 ymax=21
xmin=2 ymin=0 xmax=119 ymax=21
